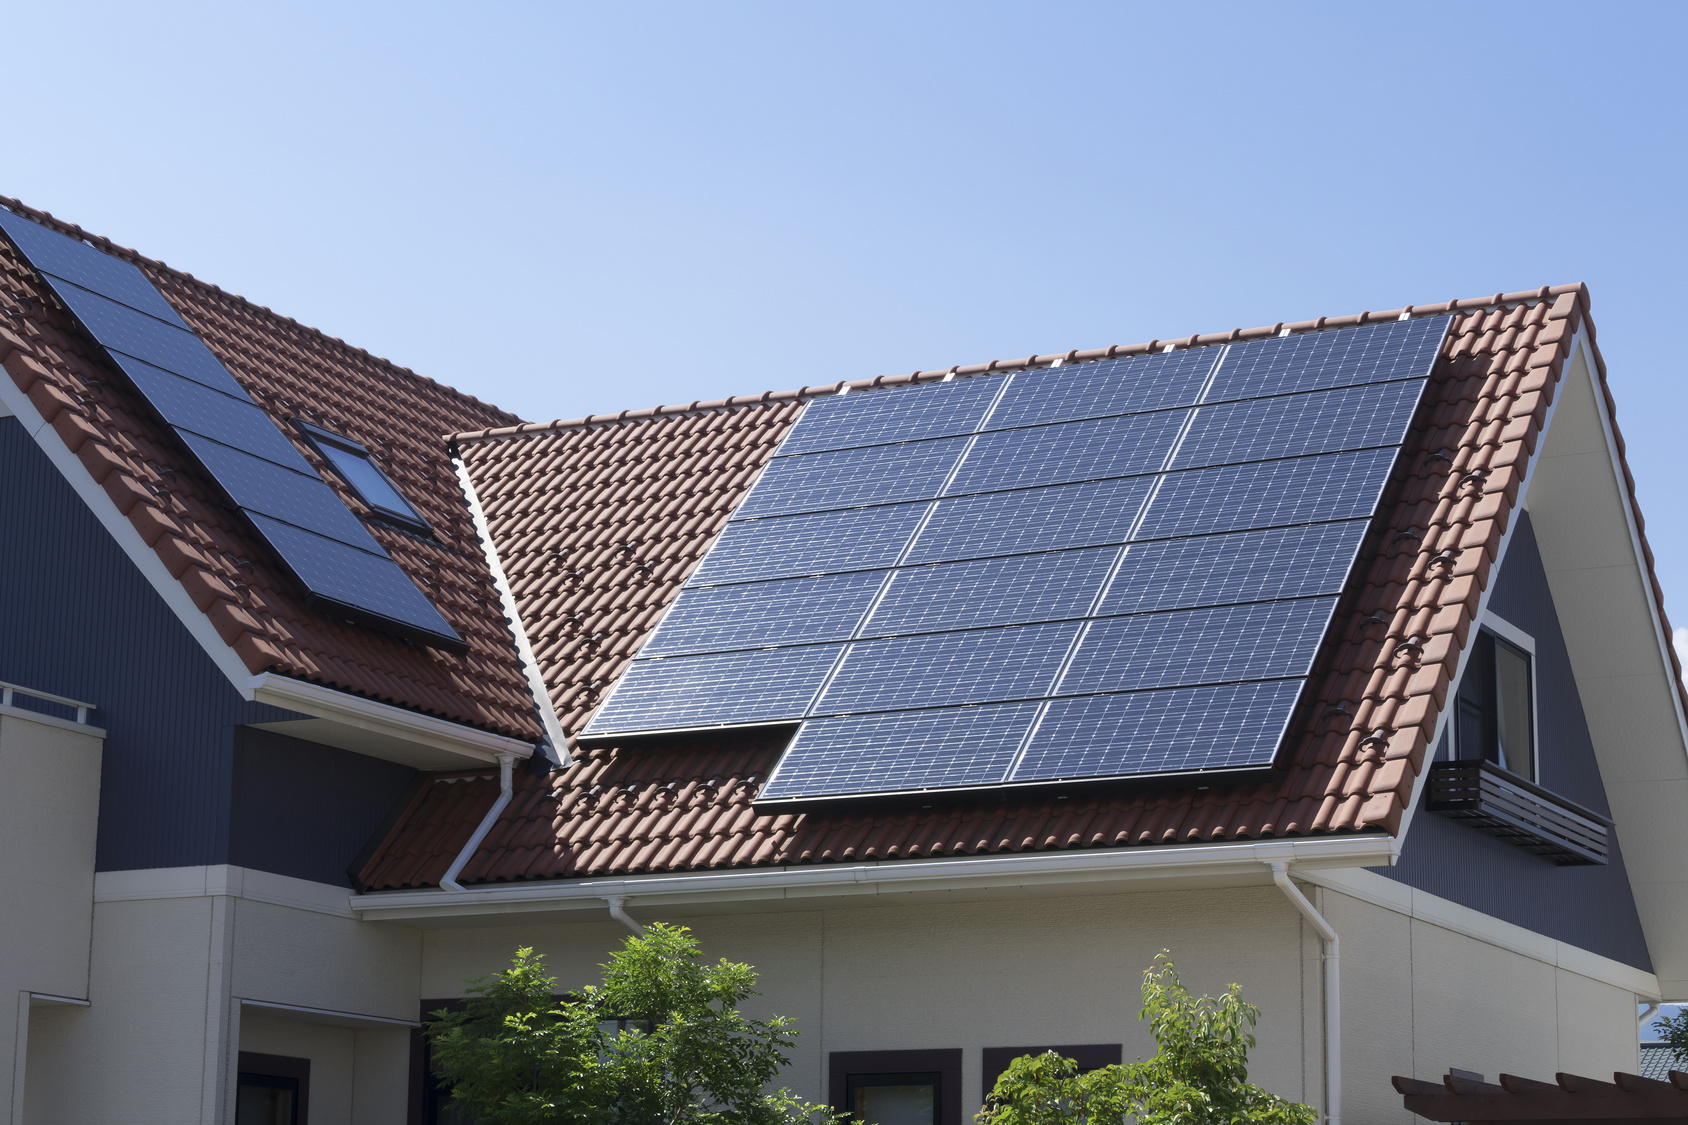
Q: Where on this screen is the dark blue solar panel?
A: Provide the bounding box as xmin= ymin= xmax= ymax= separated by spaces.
xmin=246 ymin=514 xmax=461 ymax=646
xmin=47 ymin=279 xmax=244 ymax=395
xmin=1134 ymin=448 xmax=1397 ymax=541
xmin=947 ymin=410 xmax=1186 ymax=495
xmin=177 ymin=431 xmax=384 ymax=552
xmin=1009 ymin=679 xmax=1306 ymax=781
xmin=1100 ymin=521 xmax=1368 ymax=616
xmin=1205 ymin=317 xmax=1446 ymax=403
xmin=1171 ymin=379 xmax=1426 ymax=471
xmin=118 ymin=356 xmax=313 ymax=471
xmin=583 ymin=644 xmax=842 ymax=735
xmin=688 ymin=503 xmax=927 ymax=585
xmin=0 ymin=208 xmax=189 ymax=326
xmin=986 ymin=348 xmax=1220 ymax=430
xmin=1056 ymin=598 xmax=1337 ymax=696
xmin=812 ymin=621 xmax=1080 ymax=716
xmin=758 ymin=701 xmax=1041 ymax=800
xmin=777 ymin=376 xmax=1001 ymax=456
xmin=862 ymin=548 xmax=1118 ymax=636
xmin=732 ymin=436 xmax=970 ymax=520
xmin=906 ymin=476 xmax=1155 ymax=565
xmin=642 ymin=572 xmax=886 ymax=656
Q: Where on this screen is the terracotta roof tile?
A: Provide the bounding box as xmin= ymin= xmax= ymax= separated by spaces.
xmin=0 ymin=198 xmax=539 ymax=738
xmin=352 ymin=283 xmax=1684 ymax=888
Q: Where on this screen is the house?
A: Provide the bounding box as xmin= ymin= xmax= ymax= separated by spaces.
xmin=0 ymin=193 xmax=1682 ymax=1125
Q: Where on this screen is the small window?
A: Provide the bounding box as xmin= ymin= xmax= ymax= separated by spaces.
xmin=295 ymin=421 xmax=431 ymax=533
xmin=236 ymin=1052 xmax=309 ymax=1125
xmin=1454 ymin=623 xmax=1536 ymax=781
xmin=830 ymin=1050 xmax=960 ymax=1125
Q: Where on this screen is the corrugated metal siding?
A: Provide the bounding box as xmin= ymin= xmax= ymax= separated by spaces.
xmin=0 ymin=417 xmax=292 ymax=871
xmin=1375 ymin=513 xmax=1652 ymax=971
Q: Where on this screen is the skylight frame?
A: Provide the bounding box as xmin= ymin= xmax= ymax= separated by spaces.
xmin=294 ymin=420 xmax=434 ymax=535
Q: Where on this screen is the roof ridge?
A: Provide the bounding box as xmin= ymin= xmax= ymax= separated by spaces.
xmin=0 ymin=194 xmax=523 ymax=426
xmin=449 ymin=284 xmax=1590 ymax=446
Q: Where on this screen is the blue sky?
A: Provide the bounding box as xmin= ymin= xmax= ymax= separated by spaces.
xmin=7 ymin=2 xmax=1687 ymax=620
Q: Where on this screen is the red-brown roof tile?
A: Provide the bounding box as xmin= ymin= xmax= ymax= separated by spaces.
xmin=0 ymin=197 xmax=540 ymax=738
xmin=360 ymin=283 xmax=1680 ymax=890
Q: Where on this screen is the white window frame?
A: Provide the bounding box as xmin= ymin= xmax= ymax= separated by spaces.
xmin=1453 ymin=609 xmax=1540 ymax=781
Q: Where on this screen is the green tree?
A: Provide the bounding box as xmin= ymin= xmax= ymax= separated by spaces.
xmin=427 ymin=924 xmax=836 ymax=1125
xmin=978 ymin=952 xmax=1316 ymax=1125
xmin=1657 ymin=1006 xmax=1688 ymax=1068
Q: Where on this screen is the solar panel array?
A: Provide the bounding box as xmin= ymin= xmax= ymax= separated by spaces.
xmin=0 ymin=208 xmax=464 ymax=651
xmin=583 ymin=315 xmax=1449 ymax=801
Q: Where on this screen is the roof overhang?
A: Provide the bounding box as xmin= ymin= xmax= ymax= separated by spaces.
xmin=347 ymin=832 xmax=1398 ymax=925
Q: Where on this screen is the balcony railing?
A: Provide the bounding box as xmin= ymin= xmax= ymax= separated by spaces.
xmin=0 ymin=680 xmax=98 ymax=726
xmin=1425 ymin=759 xmax=1611 ymax=865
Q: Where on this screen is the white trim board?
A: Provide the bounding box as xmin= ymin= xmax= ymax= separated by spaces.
xmin=0 ymin=703 xmax=106 ymax=739
xmin=239 ymin=998 xmax=418 ymax=1030
xmin=1305 ymin=865 xmax=1660 ymax=999
xmin=94 ymin=865 xmax=357 ymax=921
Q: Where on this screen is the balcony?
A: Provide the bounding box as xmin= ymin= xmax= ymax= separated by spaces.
xmin=1425 ymin=759 xmax=1612 ymax=865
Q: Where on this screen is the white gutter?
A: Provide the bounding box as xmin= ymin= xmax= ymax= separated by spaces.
xmin=353 ymin=834 xmax=1397 ymax=921
xmin=440 ymin=752 xmax=519 ymax=892
xmin=1640 ymin=1003 xmax=1661 ymax=1028
xmin=1271 ymin=861 xmax=1340 ymax=1125
xmin=605 ymin=896 xmax=646 ymax=935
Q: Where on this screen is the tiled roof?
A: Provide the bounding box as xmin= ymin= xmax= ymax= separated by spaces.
xmin=1640 ymin=1044 xmax=1677 ymax=1082
xmin=0 ymin=198 xmax=541 ymax=738
xmin=360 ymin=283 xmax=1682 ymax=890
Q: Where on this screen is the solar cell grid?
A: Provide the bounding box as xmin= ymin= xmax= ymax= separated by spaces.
xmin=1055 ymin=598 xmax=1337 ymax=696
xmin=120 ymin=356 xmax=315 ymax=472
xmin=757 ymin=701 xmax=1041 ymax=800
xmin=641 ymin=571 xmax=885 ymax=656
xmin=862 ymin=548 xmax=1118 ymax=635
xmin=176 ymin=431 xmax=386 ymax=553
xmin=906 ymin=475 xmax=1155 ymax=565
xmin=686 ymin=502 xmax=927 ymax=585
xmin=812 ymin=620 xmax=1080 ymax=715
xmin=584 ymin=643 xmax=843 ymax=734
xmin=776 ymin=375 xmax=1001 ymax=456
xmin=731 ymin=435 xmax=970 ymax=520
xmin=946 ymin=409 xmax=1186 ymax=495
xmin=1099 ymin=521 xmax=1367 ymax=616
xmin=1171 ymin=379 xmax=1426 ymax=471
xmin=49 ymin=279 xmax=241 ymax=393
xmin=1134 ymin=448 xmax=1398 ymax=541
xmin=1205 ymin=316 xmax=1445 ymax=403
xmin=1010 ymin=680 xmax=1306 ymax=780
xmin=0 ymin=207 xmax=189 ymax=326
xmin=985 ymin=347 xmax=1220 ymax=430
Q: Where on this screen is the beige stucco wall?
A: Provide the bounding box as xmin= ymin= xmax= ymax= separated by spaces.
xmin=0 ymin=709 xmax=102 ymax=1125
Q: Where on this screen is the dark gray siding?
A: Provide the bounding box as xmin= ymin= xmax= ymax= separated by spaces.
xmin=231 ymin=727 xmax=415 ymax=886
xmin=1375 ymin=511 xmax=1652 ymax=971
xmin=0 ymin=416 xmax=405 ymax=884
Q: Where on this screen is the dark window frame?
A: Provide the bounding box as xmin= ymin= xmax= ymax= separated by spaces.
xmin=1453 ymin=618 xmax=1538 ymax=783
xmin=829 ymin=1049 xmax=962 ymax=1125
xmin=238 ymin=1050 xmax=310 ymax=1125
xmin=293 ymin=419 xmax=433 ymax=534
xmin=980 ymin=1043 xmax=1122 ymax=1103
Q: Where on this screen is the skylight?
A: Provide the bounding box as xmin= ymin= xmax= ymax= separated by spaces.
xmin=295 ymin=421 xmax=432 ymax=533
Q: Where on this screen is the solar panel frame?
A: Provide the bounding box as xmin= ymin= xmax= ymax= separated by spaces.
xmin=775 ymin=375 xmax=1002 ymax=456
xmin=860 ymin=547 xmax=1119 ymax=636
xmin=945 ymin=409 xmax=1187 ymax=496
xmin=1203 ymin=316 xmax=1446 ymax=404
xmin=1097 ymin=521 xmax=1369 ymax=617
xmin=176 ymin=431 xmax=387 ymax=553
xmin=731 ymin=435 xmax=971 ymax=520
xmin=1133 ymin=447 xmax=1400 ymax=541
xmin=811 ymin=620 xmax=1082 ymax=716
xmin=1169 ymin=378 xmax=1427 ymax=471
xmin=983 ymin=347 xmax=1221 ymax=431
xmin=686 ymin=502 xmax=929 ymax=586
xmin=47 ymin=278 xmax=244 ymax=394
xmin=0 ymin=207 xmax=190 ymax=327
xmin=582 ymin=643 xmax=844 ymax=736
xmin=905 ymin=475 xmax=1157 ymax=565
xmin=641 ymin=571 xmax=887 ymax=656
xmin=118 ymin=355 xmax=317 ymax=472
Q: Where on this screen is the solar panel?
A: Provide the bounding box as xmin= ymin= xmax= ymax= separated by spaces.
xmin=0 ymin=207 xmax=189 ymax=326
xmin=1055 ymin=599 xmax=1338 ymax=696
xmin=985 ymin=347 xmax=1220 ymax=430
xmin=776 ymin=376 xmax=1001 ymax=456
xmin=583 ymin=644 xmax=843 ymax=735
xmin=905 ymin=475 xmax=1156 ymax=565
xmin=1010 ymin=680 xmax=1307 ymax=781
xmin=812 ymin=621 xmax=1080 ymax=715
xmin=757 ymin=701 xmax=1042 ymax=800
xmin=946 ymin=409 xmax=1186 ymax=495
xmin=1099 ymin=521 xmax=1368 ymax=616
xmin=0 ymin=209 xmax=464 ymax=650
xmin=1170 ymin=379 xmax=1426 ymax=471
xmin=586 ymin=316 xmax=1448 ymax=802
xmin=642 ymin=571 xmax=886 ymax=656
xmin=862 ymin=547 xmax=1118 ymax=636
xmin=731 ymin=436 xmax=970 ymax=520
xmin=687 ymin=502 xmax=928 ymax=585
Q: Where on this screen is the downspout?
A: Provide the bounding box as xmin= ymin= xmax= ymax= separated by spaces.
xmin=1640 ymin=1003 xmax=1661 ymax=1027
xmin=440 ymin=753 xmax=517 ymax=892
xmin=1271 ymin=861 xmax=1340 ymax=1125
xmin=605 ymin=896 xmax=645 ymax=935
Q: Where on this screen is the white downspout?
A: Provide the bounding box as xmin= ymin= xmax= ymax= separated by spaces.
xmin=440 ymin=753 xmax=517 ymax=892
xmin=1271 ymin=861 xmax=1340 ymax=1125
xmin=605 ymin=896 xmax=645 ymax=935
xmin=1640 ymin=1003 xmax=1661 ymax=1027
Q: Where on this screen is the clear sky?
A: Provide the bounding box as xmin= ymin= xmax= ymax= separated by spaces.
xmin=7 ymin=2 xmax=1687 ymax=622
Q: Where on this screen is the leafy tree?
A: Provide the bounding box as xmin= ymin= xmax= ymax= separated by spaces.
xmin=978 ymin=952 xmax=1316 ymax=1125
xmin=1657 ymin=1006 xmax=1688 ymax=1068
xmin=427 ymin=924 xmax=837 ymax=1125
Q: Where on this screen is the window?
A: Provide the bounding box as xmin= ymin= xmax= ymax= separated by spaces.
xmin=981 ymin=1044 xmax=1122 ymax=1103
xmin=1453 ymin=618 xmax=1536 ymax=782
xmin=295 ymin=421 xmax=432 ymax=533
xmin=236 ymin=1052 xmax=309 ymax=1125
xmin=830 ymin=1050 xmax=961 ymax=1125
